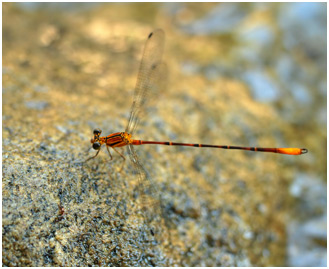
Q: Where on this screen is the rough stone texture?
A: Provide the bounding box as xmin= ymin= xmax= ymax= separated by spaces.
xmin=3 ymin=3 xmax=325 ymax=266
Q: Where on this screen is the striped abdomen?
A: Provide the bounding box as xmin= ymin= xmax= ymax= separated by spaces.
xmin=131 ymin=140 xmax=308 ymax=155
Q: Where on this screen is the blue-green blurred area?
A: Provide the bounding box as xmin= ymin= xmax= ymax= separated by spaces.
xmin=14 ymin=2 xmax=326 ymax=124
xmin=3 ymin=2 xmax=326 ymax=266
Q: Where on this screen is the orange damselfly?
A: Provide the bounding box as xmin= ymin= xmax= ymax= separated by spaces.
xmin=87 ymin=29 xmax=307 ymax=162
xmin=86 ymin=29 xmax=307 ymax=234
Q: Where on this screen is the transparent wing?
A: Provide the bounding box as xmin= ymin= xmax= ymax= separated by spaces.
xmin=125 ymin=29 xmax=166 ymax=135
xmin=127 ymin=144 xmax=163 ymax=237
xmin=125 ymin=30 xmax=167 ymax=240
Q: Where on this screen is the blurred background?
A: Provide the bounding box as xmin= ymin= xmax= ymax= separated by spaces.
xmin=3 ymin=2 xmax=326 ymax=266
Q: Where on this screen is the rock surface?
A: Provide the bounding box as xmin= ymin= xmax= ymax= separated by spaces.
xmin=3 ymin=3 xmax=325 ymax=266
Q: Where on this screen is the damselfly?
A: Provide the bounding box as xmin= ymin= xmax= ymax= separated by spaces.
xmin=86 ymin=29 xmax=307 ymax=234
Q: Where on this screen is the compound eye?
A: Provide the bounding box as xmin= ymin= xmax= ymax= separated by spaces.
xmin=93 ymin=129 xmax=102 ymax=135
xmin=92 ymin=142 xmax=101 ymax=150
